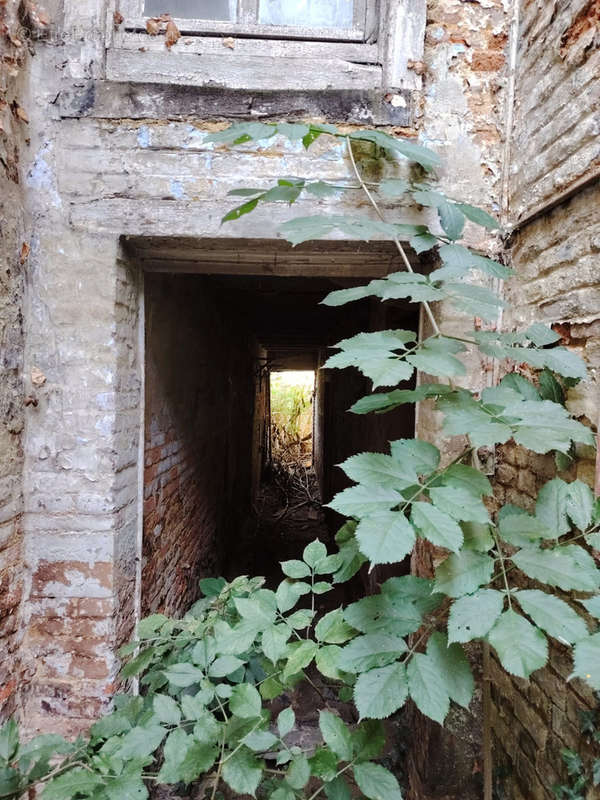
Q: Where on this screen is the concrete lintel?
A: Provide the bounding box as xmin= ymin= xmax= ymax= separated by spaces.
xmin=58 ymin=81 xmax=413 ymax=127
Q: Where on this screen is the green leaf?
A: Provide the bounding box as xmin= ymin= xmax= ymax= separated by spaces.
xmin=152 ymin=694 xmax=181 ymax=725
xmin=351 ymin=383 xmax=452 ymax=415
xmin=281 ymin=560 xmax=311 ymax=579
xmin=316 ymin=645 xmax=344 ymax=680
xmin=411 ymin=502 xmax=464 ymax=552
xmin=286 ymin=755 xmax=311 ymax=789
xmin=43 ymin=769 xmax=104 ymax=800
xmin=319 ymin=711 xmax=353 ymax=760
xmin=262 ymin=625 xmax=291 ymax=663
xmin=209 ymin=655 xmax=246 ymax=678
xmin=199 ymin=577 xmax=227 ymax=597
xmin=0 ymin=720 xmax=18 ymax=762
xmin=229 ymin=684 xmax=262 ymax=719
xmin=515 ymin=590 xmax=588 ymax=644
xmin=538 ymin=369 xmax=564 ymax=403
xmin=461 ymin=521 xmax=494 ymax=551
xmin=429 ymin=486 xmax=490 ymax=524
xmin=390 ymin=439 xmax=440 ymax=474
xmin=321 ymin=285 xmax=376 ymax=307
xmin=338 ymin=452 xmax=417 ymax=489
xmin=512 ymin=545 xmax=600 ymax=592
xmin=447 ymin=589 xmax=504 ymax=643
xmin=407 ymin=651 xmax=450 ymax=724
xmin=303 ymin=539 xmax=327 ymax=568
xmin=355 ymin=511 xmax=416 ymax=565
xmin=205 ymin=122 xmax=276 ymax=145
xmin=434 ymin=550 xmax=495 ymax=598
xmin=137 ymin=613 xmax=169 ymax=638
xmin=326 ymin=485 xmax=404 ymax=518
xmin=580 ymin=596 xmax=600 ymax=617
xmin=344 ymin=594 xmax=422 ymax=637
xmin=104 ymin=772 xmax=148 ymax=800
xmin=277 ymin=707 xmax=295 ymax=738
xmin=163 ymin=663 xmax=204 ymax=687
xmin=283 ymin=641 xmax=318 ymax=681
xmin=270 ymin=785 xmax=296 ymax=800
xmin=315 ymin=609 xmax=356 ymax=644
xmin=276 ymin=122 xmax=310 ymax=140
xmin=426 ymin=633 xmax=474 ymax=708
xmin=381 ymin=575 xmax=444 ymax=615
xmin=315 ymin=553 xmax=345 ymax=574
xmin=487 ymin=609 xmax=548 ymax=678
xmin=571 ymin=633 xmax=600 ymax=690
xmin=286 ymin=609 xmax=315 ymax=629
xmin=313 ymin=581 xmax=332 ymax=594
xmin=276 ymin=579 xmax=310 ymax=613
xmin=353 ymin=662 xmax=408 ymax=719
xmin=353 ymin=762 xmax=403 ymax=800
xmin=350 ymin=129 xmax=441 ymax=170
xmin=325 ymin=776 xmax=352 ymax=800
xmin=500 ymin=373 xmax=541 ymax=400
xmin=222 ymin=747 xmax=263 ymax=796
xmin=438 ymin=200 xmax=465 ymax=240
xmin=456 ymin=203 xmax=500 ymax=230
xmin=222 ymin=197 xmax=259 ymax=223
xmin=410 ymin=233 xmax=439 ymax=253
xmin=305 ymin=180 xmax=339 ymax=197
xmin=406 ymin=339 xmax=466 ymax=378
xmin=120 ymin=647 xmax=156 ymax=679
xmin=437 ymin=464 xmax=493 ymax=496
xmin=337 ymin=634 xmax=407 ymax=673
xmin=566 ymin=480 xmax=594 ymax=531
xmin=244 ymin=730 xmax=279 ymax=752
xmin=445 ymin=282 xmax=505 ymax=322
xmin=332 ymin=521 xmax=367 ymax=583
xmin=498 ymin=512 xmax=549 ymax=547
xmin=116 ymin=725 xmax=166 ymax=759
xmin=309 ymin=748 xmax=338 ymax=781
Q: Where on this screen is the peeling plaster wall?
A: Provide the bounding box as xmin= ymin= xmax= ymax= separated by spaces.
xmin=1 ymin=0 xmax=511 ymax=757
xmin=0 ymin=1 xmax=30 ymax=721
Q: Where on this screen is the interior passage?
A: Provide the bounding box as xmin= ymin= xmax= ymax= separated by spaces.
xmin=137 ymin=239 xmax=421 ymax=618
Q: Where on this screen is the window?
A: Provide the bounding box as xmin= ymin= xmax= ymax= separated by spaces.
xmin=122 ymin=0 xmax=375 ymax=41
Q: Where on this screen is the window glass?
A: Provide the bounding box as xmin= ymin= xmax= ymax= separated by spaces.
xmin=258 ymin=0 xmax=354 ymax=28
xmin=144 ymin=0 xmax=235 ymax=20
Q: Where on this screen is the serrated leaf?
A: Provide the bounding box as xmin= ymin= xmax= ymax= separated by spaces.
xmin=498 ymin=512 xmax=550 ymax=547
xmin=315 ymin=609 xmax=356 ymax=644
xmin=209 ymin=655 xmax=246 ymax=678
xmin=325 ymin=776 xmax=352 ymax=800
xmin=315 ymin=645 xmax=344 ymax=680
xmin=303 ymin=539 xmax=327 ymax=567
xmin=305 ymin=180 xmax=339 ymax=197
xmin=354 ymin=662 xmax=408 ymax=719
xmin=229 ymin=684 xmax=262 ymax=718
xmin=309 ymin=747 xmax=338 ymax=781
xmin=222 ymin=197 xmax=259 ymax=223
xmin=571 ymin=633 xmax=600 ymax=690
xmin=456 ymin=203 xmax=500 ymax=230
xmin=429 ymin=486 xmax=490 ymax=524
xmin=355 ymin=511 xmax=416 ymax=565
xmin=319 ymin=711 xmax=353 ymax=761
xmin=437 ymin=464 xmax=493 ymax=496
xmin=407 ymin=652 xmax=450 ymax=724
xmin=378 ymin=178 xmax=410 ymax=197
xmin=487 ymin=609 xmax=548 ymax=678
xmin=277 ymin=707 xmax=295 ymax=738
xmin=281 ymin=560 xmax=311 ymax=579
xmin=426 ymin=633 xmax=474 ymax=708
xmin=276 ymin=579 xmax=310 ymax=613
xmin=283 ymin=641 xmax=318 ymax=681
xmin=206 ymin=122 xmax=276 ymax=145
xmin=344 ymin=594 xmax=422 ymax=637
xmin=338 ymin=452 xmax=417 ymax=489
xmin=445 ymin=282 xmax=505 ymax=321
xmin=565 ymin=480 xmax=594 ymax=531
xmin=321 ymin=285 xmax=376 ymax=307
xmin=353 ymin=762 xmax=403 ymax=800
xmin=515 ymin=590 xmax=588 ymax=644
xmin=512 ymin=545 xmax=600 ymax=592
xmin=390 ymin=438 xmax=440 ymax=474
xmin=448 ymin=589 xmax=504 ymax=643
xmin=535 ymin=479 xmax=570 ymax=536
xmin=538 ymin=369 xmax=564 ymax=403
xmin=411 ymin=502 xmax=464 ymax=552
xmin=199 ymin=577 xmax=226 ymax=597
xmin=43 ymin=769 xmax=104 ymax=800
xmin=0 ymin=720 xmax=18 ymax=762
xmin=326 ymin=485 xmax=404 ymax=518
xmin=115 ymin=725 xmax=166 ymax=759
xmin=351 ymin=383 xmax=452 ymax=415
xmin=222 ymin=747 xmax=263 ymax=796
xmin=152 ymin=694 xmax=181 ymax=725
xmin=437 ymin=200 xmax=465 ymax=240
xmin=500 ymin=373 xmax=541 ymax=400
xmin=407 ymin=343 xmax=466 ymax=377
xmin=262 ymin=625 xmax=291 ymax=663
xmin=434 ymin=550 xmax=495 ymax=598
xmin=337 ymin=634 xmax=407 ymax=673
xmin=286 ymin=755 xmax=311 ymax=789
xmin=244 ymin=730 xmax=279 ymax=752
xmin=580 ymin=595 xmax=600 ymax=617
xmin=350 ymin=129 xmax=441 ymax=171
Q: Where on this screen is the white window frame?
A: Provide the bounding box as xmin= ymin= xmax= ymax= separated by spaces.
xmin=119 ymin=0 xmax=377 ymax=42
xmin=106 ymin=0 xmax=426 ymax=93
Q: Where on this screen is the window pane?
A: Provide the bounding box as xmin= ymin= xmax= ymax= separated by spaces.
xmin=144 ymin=0 xmax=235 ymax=20
xmin=258 ymin=0 xmax=354 ymax=28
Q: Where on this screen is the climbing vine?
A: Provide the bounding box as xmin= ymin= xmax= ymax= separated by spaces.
xmin=1 ymin=123 xmax=599 ymax=799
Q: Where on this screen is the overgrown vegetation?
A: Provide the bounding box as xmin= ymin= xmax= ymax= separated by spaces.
xmin=2 ymin=123 xmax=599 ymax=799
xmin=270 ymin=371 xmax=314 ymax=467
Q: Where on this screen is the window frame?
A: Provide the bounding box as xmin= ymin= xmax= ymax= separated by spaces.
xmin=120 ymin=0 xmax=377 ymax=42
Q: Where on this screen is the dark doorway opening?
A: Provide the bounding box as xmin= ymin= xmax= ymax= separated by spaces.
xmin=131 ymin=237 xmax=422 ymax=619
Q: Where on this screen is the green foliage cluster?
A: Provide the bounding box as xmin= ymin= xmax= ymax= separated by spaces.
xmin=270 ymin=372 xmax=313 ymax=443
xmin=2 ymin=122 xmax=599 ymax=800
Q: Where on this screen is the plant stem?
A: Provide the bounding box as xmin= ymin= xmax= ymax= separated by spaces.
xmin=399 ymin=446 xmax=474 ymax=513
xmin=345 ymin=136 xmax=441 ymax=337
xmin=306 ymin=761 xmax=356 ymax=800
xmin=491 ymin=528 xmax=513 ymax=609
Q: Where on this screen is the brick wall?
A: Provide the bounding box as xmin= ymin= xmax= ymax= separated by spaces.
xmin=142 ymin=274 xmax=257 ymax=617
